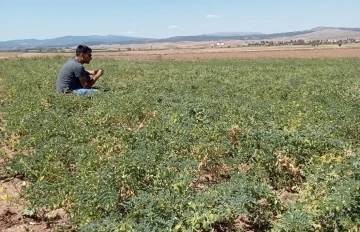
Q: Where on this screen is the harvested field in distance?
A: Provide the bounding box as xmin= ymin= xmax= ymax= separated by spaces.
xmin=1 ymin=45 xmax=360 ymax=61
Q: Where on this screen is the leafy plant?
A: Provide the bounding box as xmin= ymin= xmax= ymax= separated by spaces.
xmin=1 ymin=57 xmax=360 ymax=231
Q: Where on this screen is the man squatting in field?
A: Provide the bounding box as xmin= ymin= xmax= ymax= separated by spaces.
xmin=56 ymin=45 xmax=104 ymax=95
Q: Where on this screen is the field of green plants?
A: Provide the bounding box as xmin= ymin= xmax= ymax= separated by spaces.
xmin=1 ymin=56 xmax=360 ymax=231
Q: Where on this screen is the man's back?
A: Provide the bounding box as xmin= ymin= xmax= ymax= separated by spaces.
xmin=56 ymin=57 xmax=86 ymax=93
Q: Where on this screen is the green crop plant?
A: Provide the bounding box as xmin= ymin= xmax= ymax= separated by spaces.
xmin=1 ymin=56 xmax=360 ymax=231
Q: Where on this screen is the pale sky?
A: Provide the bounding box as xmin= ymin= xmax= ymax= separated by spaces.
xmin=1 ymin=0 xmax=359 ymax=41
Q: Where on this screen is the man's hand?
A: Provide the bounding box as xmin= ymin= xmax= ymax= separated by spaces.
xmin=94 ymin=69 xmax=104 ymax=75
xmin=79 ymin=69 xmax=104 ymax=89
xmin=96 ymin=69 xmax=104 ymax=77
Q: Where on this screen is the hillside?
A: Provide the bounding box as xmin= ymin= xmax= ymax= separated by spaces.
xmin=1 ymin=27 xmax=360 ymax=50
xmin=155 ymin=27 xmax=360 ymax=43
xmin=285 ymin=28 xmax=360 ymax=40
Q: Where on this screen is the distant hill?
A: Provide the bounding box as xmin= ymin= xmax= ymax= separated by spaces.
xmin=283 ymin=27 xmax=360 ymax=40
xmin=0 ymin=35 xmax=152 ymax=50
xmin=205 ymin=32 xmax=264 ymax=37
xmin=154 ymin=27 xmax=360 ymax=43
xmin=1 ymin=27 xmax=360 ymax=50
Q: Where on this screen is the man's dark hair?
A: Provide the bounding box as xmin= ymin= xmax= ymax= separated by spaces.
xmin=76 ymin=45 xmax=92 ymax=56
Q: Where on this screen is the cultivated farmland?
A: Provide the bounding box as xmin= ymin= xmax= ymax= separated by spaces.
xmin=1 ymin=55 xmax=360 ymax=231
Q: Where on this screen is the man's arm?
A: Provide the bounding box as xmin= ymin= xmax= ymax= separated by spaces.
xmin=85 ymin=70 xmax=98 ymax=75
xmin=79 ymin=69 xmax=104 ymax=89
